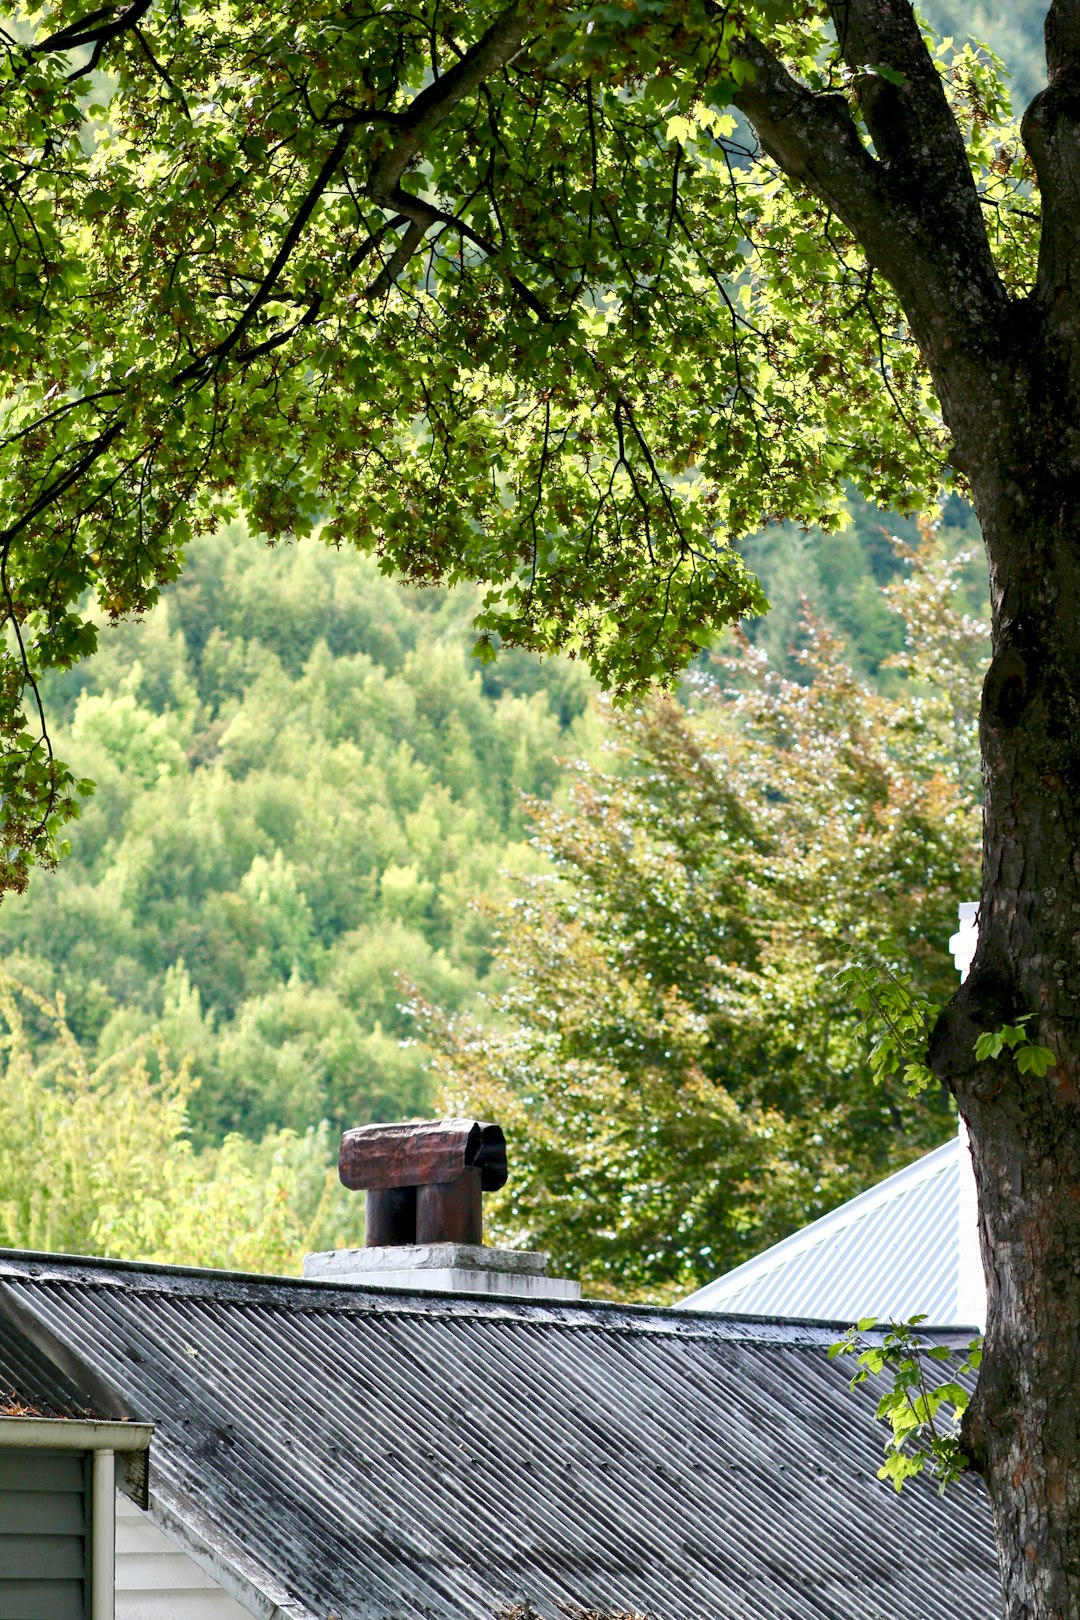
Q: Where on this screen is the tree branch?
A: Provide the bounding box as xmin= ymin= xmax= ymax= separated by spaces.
xmin=730 ymin=13 xmax=1010 ymax=472
xmin=171 ymin=123 xmax=355 ymax=387
xmin=1021 ymin=1 xmax=1080 ymax=370
xmin=364 ymin=1 xmax=530 ymax=284
xmin=829 ymin=0 xmax=976 ymax=182
xmin=366 ymin=183 xmax=553 ymax=319
xmin=0 ymin=417 xmax=125 ymax=550
xmin=0 ymin=8 xmax=535 ymax=577
xmin=33 ymin=0 xmax=152 ymax=56
xmin=173 ymin=5 xmax=530 ymax=369
xmin=369 ymin=2 xmax=528 ymax=205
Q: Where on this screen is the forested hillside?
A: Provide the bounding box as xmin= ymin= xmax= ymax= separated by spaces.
xmin=0 ymin=504 xmax=985 ymax=1159
xmin=0 ymin=526 xmax=595 ymax=1148
xmin=0 ymin=508 xmax=987 ymax=1282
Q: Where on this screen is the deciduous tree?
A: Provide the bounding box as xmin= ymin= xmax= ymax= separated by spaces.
xmin=432 ymin=533 xmax=981 ymax=1300
xmin=0 ymin=0 xmax=1075 ymax=1610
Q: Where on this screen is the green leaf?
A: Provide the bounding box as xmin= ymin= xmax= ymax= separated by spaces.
xmin=1016 ymin=1043 xmax=1055 ymax=1076
xmin=865 ymin=63 xmax=909 ymax=87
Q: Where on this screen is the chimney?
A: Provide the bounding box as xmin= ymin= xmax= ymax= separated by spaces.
xmin=302 ymin=1118 xmax=580 ymax=1302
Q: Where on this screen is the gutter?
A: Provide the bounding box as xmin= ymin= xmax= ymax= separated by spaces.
xmin=0 ymin=1416 xmax=152 ymax=1619
xmin=0 ymin=1416 xmax=152 ymax=1450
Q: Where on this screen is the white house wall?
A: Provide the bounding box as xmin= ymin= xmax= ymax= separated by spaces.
xmin=117 ymin=1493 xmax=252 ymax=1620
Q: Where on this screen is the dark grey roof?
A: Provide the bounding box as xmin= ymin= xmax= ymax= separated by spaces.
xmin=0 ymin=1250 xmax=1000 ymax=1620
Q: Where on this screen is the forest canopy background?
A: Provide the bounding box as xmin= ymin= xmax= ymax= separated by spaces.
xmin=0 ymin=498 xmax=988 ymax=1289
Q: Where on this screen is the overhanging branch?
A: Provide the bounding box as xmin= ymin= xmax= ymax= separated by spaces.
xmin=365 ymin=184 xmax=553 ymax=319
xmin=171 ymin=123 xmax=356 ymax=388
xmin=729 ymin=12 xmax=1010 ymax=462
xmin=364 ymin=2 xmax=530 ymax=284
xmin=33 ymin=0 xmax=153 ymax=56
xmin=1022 ymin=1 xmax=1080 ymax=359
xmin=369 ymin=2 xmax=528 ymax=205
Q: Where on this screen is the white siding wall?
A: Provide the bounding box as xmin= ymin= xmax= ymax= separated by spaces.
xmin=116 ymin=1494 xmax=251 ymax=1620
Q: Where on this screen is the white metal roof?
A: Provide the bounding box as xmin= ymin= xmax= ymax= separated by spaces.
xmin=683 ymin=1134 xmax=984 ymax=1328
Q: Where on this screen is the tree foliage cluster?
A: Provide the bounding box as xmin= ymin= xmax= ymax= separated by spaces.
xmin=432 ymin=532 xmax=986 ymax=1300
xmin=0 ymin=523 xmax=595 ymax=1145
xmin=0 ymin=0 xmax=1026 ymax=886
xmin=742 ymin=493 xmax=988 ymax=684
xmin=919 ymin=2 xmax=1045 ymax=109
xmin=0 ymin=970 xmax=357 ymax=1270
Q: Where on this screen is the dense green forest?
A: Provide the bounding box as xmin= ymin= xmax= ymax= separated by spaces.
xmin=0 ymin=506 xmax=987 ymax=1285
xmin=1 ymin=527 xmax=596 ymax=1148
xmin=0 ymin=504 xmax=984 ymax=1151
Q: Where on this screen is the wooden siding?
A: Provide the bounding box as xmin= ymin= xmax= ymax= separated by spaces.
xmin=0 ymin=1448 xmax=87 ymax=1620
xmin=116 ymin=1495 xmax=251 ymax=1620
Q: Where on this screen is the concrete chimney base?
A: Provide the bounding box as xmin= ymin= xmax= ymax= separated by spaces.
xmin=302 ymin=1243 xmax=581 ymax=1302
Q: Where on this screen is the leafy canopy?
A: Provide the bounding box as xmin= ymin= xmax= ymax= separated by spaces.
xmin=0 ymin=0 xmax=1029 ymax=885
xmin=0 ymin=970 xmax=358 ymax=1270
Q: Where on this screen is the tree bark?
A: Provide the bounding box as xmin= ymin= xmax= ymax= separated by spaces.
xmin=933 ymin=412 xmax=1080 ymax=1620
xmin=936 ymin=11 xmax=1080 ymax=1609
xmin=733 ymin=5 xmax=1080 ymax=1616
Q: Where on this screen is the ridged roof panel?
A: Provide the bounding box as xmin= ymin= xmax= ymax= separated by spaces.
xmin=683 ymin=1138 xmax=965 ymax=1324
xmin=0 ymin=1249 xmax=997 ymax=1620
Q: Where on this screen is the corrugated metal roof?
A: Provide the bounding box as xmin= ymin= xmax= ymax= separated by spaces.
xmin=682 ymin=1138 xmax=968 ymax=1325
xmin=0 ymin=1248 xmax=998 ymax=1620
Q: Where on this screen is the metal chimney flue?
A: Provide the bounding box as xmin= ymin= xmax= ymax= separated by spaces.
xmin=338 ymin=1118 xmax=508 ymax=1248
xmin=303 ymin=1117 xmax=579 ymax=1301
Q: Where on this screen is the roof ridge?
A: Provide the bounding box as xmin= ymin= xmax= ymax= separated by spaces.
xmin=0 ymin=1246 xmax=970 ymax=1345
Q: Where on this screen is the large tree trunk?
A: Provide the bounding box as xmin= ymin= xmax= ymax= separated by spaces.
xmin=734 ymin=6 xmax=1080 ymax=1615
xmin=936 ymin=458 xmax=1080 ymax=1620
xmin=965 ymin=1093 xmax=1080 ymax=1620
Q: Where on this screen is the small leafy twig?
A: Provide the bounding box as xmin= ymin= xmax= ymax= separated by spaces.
xmin=836 ymin=961 xmax=939 ymax=1096
xmin=841 ymin=963 xmax=1056 ymax=1090
xmin=830 ymin=1317 xmax=982 ymax=1492
xmin=974 ymin=1015 xmax=1054 ymax=1077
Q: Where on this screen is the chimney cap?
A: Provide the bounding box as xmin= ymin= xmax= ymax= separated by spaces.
xmin=339 ymin=1118 xmax=508 ymax=1193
